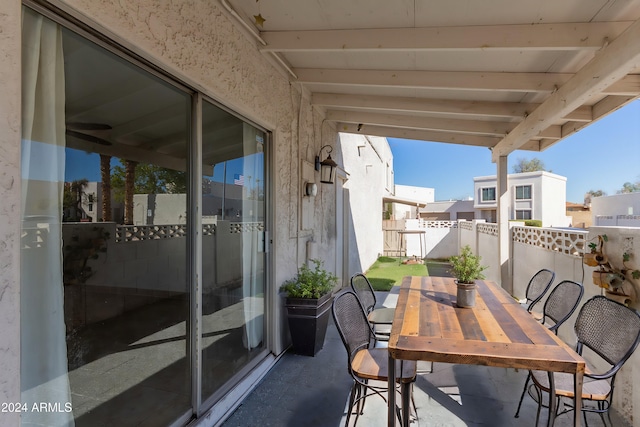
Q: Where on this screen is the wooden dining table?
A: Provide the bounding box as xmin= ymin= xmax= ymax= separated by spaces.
xmin=387 ymin=276 xmax=585 ymax=427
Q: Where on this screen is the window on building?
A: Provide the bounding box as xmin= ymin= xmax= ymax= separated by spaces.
xmin=515 ymin=185 xmax=532 ymax=200
xmin=481 ymin=187 xmax=496 ymax=202
xmin=516 ymin=209 xmax=532 ymax=220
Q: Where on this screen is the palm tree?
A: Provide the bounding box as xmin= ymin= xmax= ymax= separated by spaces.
xmin=100 ymin=154 xmax=112 ymax=222
xmin=124 ymin=160 xmax=137 ymax=225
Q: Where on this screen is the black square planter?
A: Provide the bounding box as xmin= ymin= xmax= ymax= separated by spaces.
xmin=284 ymin=293 xmax=333 ymax=356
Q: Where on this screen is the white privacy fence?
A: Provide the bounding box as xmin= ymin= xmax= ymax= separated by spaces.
xmin=595 ymin=214 xmax=640 ymax=227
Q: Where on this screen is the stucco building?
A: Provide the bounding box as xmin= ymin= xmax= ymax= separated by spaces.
xmin=474 ymin=171 xmax=571 ymax=227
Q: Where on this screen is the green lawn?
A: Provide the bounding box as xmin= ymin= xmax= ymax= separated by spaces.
xmin=365 ymin=256 xmax=428 ymax=291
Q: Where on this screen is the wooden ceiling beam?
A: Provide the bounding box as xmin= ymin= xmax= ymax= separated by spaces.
xmin=313 ymin=93 xmax=534 ymax=118
xmin=296 ymin=68 xmax=572 ymax=92
xmin=326 ymin=110 xmax=514 ymax=136
xmin=601 ymin=74 xmax=640 ymax=95
xmin=261 ymin=22 xmax=630 ymax=52
xmin=312 ymin=93 xmax=594 ymax=122
xmin=492 ymin=18 xmax=640 ymax=161
xmin=337 ymin=122 xmax=500 ymax=147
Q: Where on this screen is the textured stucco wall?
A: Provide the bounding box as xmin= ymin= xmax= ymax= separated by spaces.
xmin=340 ymin=134 xmax=393 ymax=276
xmin=8 ymin=0 xmax=339 ymax=388
xmin=0 ymin=2 xmax=21 ymax=426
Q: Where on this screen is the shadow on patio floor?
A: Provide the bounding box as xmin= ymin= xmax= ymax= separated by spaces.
xmin=222 ymin=280 xmax=631 ymax=427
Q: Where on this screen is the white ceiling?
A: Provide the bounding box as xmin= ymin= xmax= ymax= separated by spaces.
xmin=224 ymin=0 xmax=640 ymax=161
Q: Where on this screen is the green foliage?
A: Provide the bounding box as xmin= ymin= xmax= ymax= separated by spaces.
xmin=512 ymin=157 xmax=549 ymax=173
xmin=448 ymin=245 xmax=487 ymax=284
xmin=524 ymin=219 xmax=542 ymax=227
xmin=618 ymin=181 xmax=640 ymax=194
xmin=366 ymin=257 xmax=428 ymax=290
xmin=586 ymin=189 xmax=606 ymax=198
xmin=63 ymin=226 xmax=110 ymax=285
xmin=111 ymin=162 xmax=187 ymax=202
xmin=368 ymin=278 xmax=395 ymax=291
xmin=280 ymin=259 xmax=337 ymax=299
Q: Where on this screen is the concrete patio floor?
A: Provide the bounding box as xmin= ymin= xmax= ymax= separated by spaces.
xmin=222 ymin=287 xmax=631 ymax=427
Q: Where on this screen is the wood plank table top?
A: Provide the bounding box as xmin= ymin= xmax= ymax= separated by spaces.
xmin=387 ymin=276 xmax=585 ymax=427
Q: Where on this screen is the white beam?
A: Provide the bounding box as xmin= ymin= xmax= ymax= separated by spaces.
xmin=295 ymin=68 xmax=572 ymax=92
xmin=492 ymin=18 xmax=640 ymax=161
xmin=312 ymin=93 xmax=593 ymax=122
xmin=337 ymin=122 xmax=500 ymax=147
xmin=261 ymin=22 xmax=630 ymax=52
xmin=326 ymin=110 xmax=514 ymax=136
xmin=313 ymin=93 xmax=535 ymax=118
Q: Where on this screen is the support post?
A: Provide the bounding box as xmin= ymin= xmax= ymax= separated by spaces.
xmin=497 ymin=156 xmax=512 ymax=294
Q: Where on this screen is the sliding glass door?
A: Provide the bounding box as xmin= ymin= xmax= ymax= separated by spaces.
xmin=200 ymin=101 xmax=267 ymax=402
xmin=21 ymin=5 xmax=269 ymax=426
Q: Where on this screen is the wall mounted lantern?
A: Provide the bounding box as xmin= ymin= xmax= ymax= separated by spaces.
xmin=315 ymin=145 xmax=338 ymax=184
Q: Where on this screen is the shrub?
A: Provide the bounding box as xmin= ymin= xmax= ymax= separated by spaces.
xmin=524 ymin=219 xmax=542 ymax=227
xmin=280 ymin=259 xmax=337 ymax=299
xmin=448 ymin=245 xmax=487 ymax=284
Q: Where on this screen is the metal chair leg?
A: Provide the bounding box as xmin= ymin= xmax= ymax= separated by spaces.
xmin=345 ymin=382 xmax=356 ymax=426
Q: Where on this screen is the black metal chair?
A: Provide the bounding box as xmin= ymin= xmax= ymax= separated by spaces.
xmin=514 ymin=279 xmax=584 ymax=418
xmin=332 ymin=291 xmax=416 ymax=427
xmin=528 ymin=296 xmax=640 ymax=426
xmin=523 ymin=268 xmax=556 ymax=315
xmin=350 ymin=273 xmax=395 ymax=342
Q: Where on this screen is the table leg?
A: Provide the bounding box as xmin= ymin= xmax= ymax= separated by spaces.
xmin=574 ymin=371 xmax=583 ymax=427
xmin=388 ymin=352 xmax=396 ymax=427
xmin=401 ymin=380 xmax=410 ymax=427
xmin=547 ymin=372 xmax=556 ymax=427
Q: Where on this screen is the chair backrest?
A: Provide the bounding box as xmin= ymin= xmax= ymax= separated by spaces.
xmin=525 ymin=269 xmax=555 ymax=312
xmin=542 ymin=280 xmax=583 ymax=334
xmin=332 ymin=291 xmax=373 ymax=371
xmin=351 ymin=273 xmax=376 ymax=314
xmin=575 ymin=296 xmax=640 ymax=373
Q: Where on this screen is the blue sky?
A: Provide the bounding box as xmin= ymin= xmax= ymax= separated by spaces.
xmin=389 ymin=99 xmax=640 ymax=203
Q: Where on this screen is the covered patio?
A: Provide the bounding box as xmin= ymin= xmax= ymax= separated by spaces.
xmin=228 ymin=0 xmax=640 ymax=292
xmin=222 ymin=288 xmax=631 ymax=427
xmin=3 ymin=1 xmax=640 ymax=427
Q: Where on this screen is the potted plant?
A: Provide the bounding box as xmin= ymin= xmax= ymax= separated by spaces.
xmin=280 ymin=259 xmax=338 ymax=356
xmin=584 ymin=234 xmax=608 ymax=267
xmin=448 ymin=245 xmax=487 ymax=308
xmin=588 ymin=234 xmax=640 ymax=302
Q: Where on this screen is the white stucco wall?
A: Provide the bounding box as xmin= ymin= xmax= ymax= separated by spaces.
xmin=0 ymin=2 xmax=21 ymax=426
xmin=341 ymin=134 xmax=393 ymax=275
xmin=592 ymin=192 xmax=640 ymax=224
xmin=395 ymin=184 xmax=434 ymax=203
xmin=393 ymin=184 xmax=434 ymax=219
xmin=421 ymin=199 xmax=476 ymax=220
xmin=537 ymin=172 xmax=569 ymax=227
xmin=2 ymin=0 xmax=350 ymax=416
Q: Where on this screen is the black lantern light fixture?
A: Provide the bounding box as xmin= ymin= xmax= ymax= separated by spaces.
xmin=315 ymin=145 xmax=338 ymax=184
